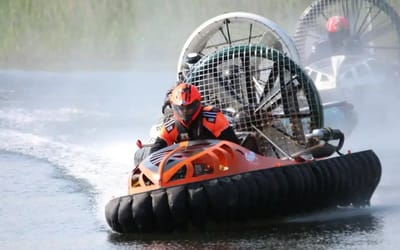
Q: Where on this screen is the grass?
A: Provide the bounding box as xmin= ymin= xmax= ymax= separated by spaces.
xmin=0 ymin=0 xmax=399 ymax=70
xmin=0 ymin=0 xmax=139 ymax=70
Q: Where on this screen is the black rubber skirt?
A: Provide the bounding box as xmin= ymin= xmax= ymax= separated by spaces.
xmin=105 ymin=150 xmax=381 ymax=233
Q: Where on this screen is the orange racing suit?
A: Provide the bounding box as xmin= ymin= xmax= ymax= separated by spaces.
xmin=150 ymin=106 xmax=239 ymax=153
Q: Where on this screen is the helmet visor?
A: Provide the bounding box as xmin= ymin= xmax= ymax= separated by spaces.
xmin=172 ymin=100 xmax=200 ymax=123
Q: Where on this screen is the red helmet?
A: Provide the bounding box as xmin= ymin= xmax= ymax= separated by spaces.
xmin=170 ymin=83 xmax=202 ymax=126
xmin=326 ymin=16 xmax=349 ymax=33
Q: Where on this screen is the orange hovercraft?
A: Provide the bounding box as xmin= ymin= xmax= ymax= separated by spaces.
xmin=105 ymin=13 xmax=381 ymax=234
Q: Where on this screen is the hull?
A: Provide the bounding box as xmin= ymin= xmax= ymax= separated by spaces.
xmin=105 ymin=150 xmax=381 ymax=233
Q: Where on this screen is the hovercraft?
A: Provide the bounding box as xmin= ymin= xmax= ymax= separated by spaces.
xmin=293 ymin=0 xmax=400 ymax=135
xmin=105 ymin=12 xmax=382 ymax=234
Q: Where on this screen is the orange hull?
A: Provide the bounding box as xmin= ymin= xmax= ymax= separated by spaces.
xmin=105 ymin=146 xmax=381 ymax=233
xmin=128 ymin=140 xmax=295 ymax=194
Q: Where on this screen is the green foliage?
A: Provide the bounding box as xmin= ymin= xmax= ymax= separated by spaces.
xmin=0 ymin=0 xmax=139 ymax=69
xmin=0 ymin=0 xmax=399 ymax=70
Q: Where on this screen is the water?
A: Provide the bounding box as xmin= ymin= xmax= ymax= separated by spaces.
xmin=1 ymin=70 xmax=400 ymax=250
xmin=0 ymin=153 xmax=103 ymax=249
xmin=0 ymin=71 xmax=171 ymax=250
xmin=2 ymin=0 xmax=400 ymax=248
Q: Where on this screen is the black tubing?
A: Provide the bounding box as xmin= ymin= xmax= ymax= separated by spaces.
xmin=218 ymin=177 xmax=240 ymax=220
xmin=231 ymin=174 xmax=251 ymax=221
xmin=105 ymin=150 xmax=381 ymax=233
xmin=187 ymin=183 xmax=208 ymax=229
xmin=118 ymin=196 xmax=137 ymax=232
xmin=151 ymin=189 xmax=173 ymax=232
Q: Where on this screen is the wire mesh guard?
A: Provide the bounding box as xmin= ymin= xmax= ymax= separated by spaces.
xmin=186 ymin=45 xmax=324 ymax=158
xmin=294 ymin=0 xmax=400 ymax=65
xmin=177 ymin=12 xmax=300 ymax=80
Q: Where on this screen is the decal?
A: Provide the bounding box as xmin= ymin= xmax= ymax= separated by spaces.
xmin=165 ymin=119 xmax=175 ymax=133
xmin=166 ymin=125 xmax=174 ymax=132
xmin=245 ymin=151 xmax=256 ymax=161
xmin=203 ymin=111 xmax=217 ymax=123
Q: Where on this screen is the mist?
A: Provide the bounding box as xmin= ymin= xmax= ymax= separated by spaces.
xmin=1 ymin=2 xmax=400 ymax=247
xmin=1 ymin=0 xmax=399 ymax=150
xmin=0 ymin=1 xmax=317 ymax=71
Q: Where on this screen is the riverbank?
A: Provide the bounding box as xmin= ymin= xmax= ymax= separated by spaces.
xmin=0 ymin=0 xmax=315 ymax=71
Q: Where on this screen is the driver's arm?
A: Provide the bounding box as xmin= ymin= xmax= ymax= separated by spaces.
xmin=150 ymin=137 xmax=168 ymax=154
xmin=218 ymin=126 xmax=240 ymax=144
